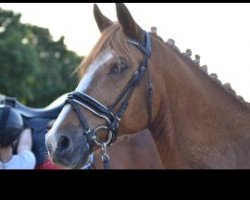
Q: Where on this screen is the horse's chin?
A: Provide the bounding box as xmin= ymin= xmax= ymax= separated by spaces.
xmin=50 ymin=148 xmax=91 ymax=169
xmin=53 ymin=158 xmax=86 ymax=169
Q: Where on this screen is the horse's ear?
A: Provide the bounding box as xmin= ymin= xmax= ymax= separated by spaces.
xmin=94 ymin=4 xmax=113 ymax=32
xmin=116 ymin=3 xmax=143 ymax=42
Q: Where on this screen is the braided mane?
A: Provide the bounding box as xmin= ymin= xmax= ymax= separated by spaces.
xmin=150 ymin=27 xmax=250 ymax=108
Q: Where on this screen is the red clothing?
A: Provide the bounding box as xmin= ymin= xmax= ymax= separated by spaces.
xmin=35 ymin=159 xmax=62 ymax=170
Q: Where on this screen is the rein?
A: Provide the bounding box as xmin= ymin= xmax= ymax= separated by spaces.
xmin=66 ymin=30 xmax=152 ymax=169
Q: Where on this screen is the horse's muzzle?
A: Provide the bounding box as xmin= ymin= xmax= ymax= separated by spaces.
xmin=45 ymin=132 xmax=91 ymax=169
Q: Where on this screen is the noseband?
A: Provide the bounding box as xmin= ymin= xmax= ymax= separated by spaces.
xmin=65 ymin=30 xmax=153 ymax=169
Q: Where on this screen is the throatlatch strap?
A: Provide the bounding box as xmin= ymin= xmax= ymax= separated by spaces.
xmin=146 ymin=68 xmax=153 ymax=126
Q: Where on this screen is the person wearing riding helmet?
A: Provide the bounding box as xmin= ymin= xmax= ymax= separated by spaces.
xmin=0 ymin=105 xmax=36 ymax=169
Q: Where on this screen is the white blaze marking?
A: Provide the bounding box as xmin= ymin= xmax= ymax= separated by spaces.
xmin=76 ymin=51 xmax=113 ymax=92
xmin=46 ymin=51 xmax=113 ymax=145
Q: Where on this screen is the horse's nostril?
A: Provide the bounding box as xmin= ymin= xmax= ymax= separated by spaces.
xmin=57 ymin=135 xmax=71 ymax=151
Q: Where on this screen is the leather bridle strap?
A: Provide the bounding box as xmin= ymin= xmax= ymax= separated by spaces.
xmin=65 ymin=30 xmax=152 ymax=148
xmin=67 ymin=92 xmax=114 ymax=124
xmin=110 ymin=32 xmax=153 ymax=126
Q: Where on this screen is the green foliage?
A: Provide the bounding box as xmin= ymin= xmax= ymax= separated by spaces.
xmin=0 ymin=8 xmax=83 ymax=107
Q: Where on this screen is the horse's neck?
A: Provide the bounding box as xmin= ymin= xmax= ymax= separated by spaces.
xmin=149 ymin=44 xmax=250 ymax=169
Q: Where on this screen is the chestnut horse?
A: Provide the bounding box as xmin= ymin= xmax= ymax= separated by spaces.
xmin=46 ymin=3 xmax=250 ymax=169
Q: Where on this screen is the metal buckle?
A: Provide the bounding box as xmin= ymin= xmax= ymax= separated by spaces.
xmin=101 ymin=142 xmax=110 ymax=169
xmin=92 ymin=126 xmax=113 ymax=146
xmin=101 ymin=142 xmax=110 ymax=161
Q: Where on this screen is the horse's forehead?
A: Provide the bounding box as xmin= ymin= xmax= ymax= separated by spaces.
xmin=76 ymin=49 xmax=114 ymax=93
xmin=89 ymin=49 xmax=114 ymax=71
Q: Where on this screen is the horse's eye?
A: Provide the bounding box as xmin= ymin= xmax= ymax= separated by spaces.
xmin=110 ymin=62 xmax=128 ymax=76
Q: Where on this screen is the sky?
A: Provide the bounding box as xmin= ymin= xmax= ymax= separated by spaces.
xmin=0 ymin=3 xmax=250 ymax=102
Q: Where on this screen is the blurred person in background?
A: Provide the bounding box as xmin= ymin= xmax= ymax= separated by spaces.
xmin=0 ymin=105 xmax=36 ymax=169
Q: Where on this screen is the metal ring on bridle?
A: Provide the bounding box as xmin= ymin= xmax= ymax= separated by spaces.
xmin=92 ymin=126 xmax=113 ymax=146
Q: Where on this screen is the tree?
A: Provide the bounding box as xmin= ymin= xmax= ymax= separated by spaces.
xmin=0 ymin=8 xmax=83 ymax=107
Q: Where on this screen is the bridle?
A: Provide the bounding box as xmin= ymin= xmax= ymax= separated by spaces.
xmin=65 ymin=30 xmax=153 ymax=169
xmin=66 ymin=30 xmax=152 ymax=169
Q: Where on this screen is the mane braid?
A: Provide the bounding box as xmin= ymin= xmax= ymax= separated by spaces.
xmin=164 ymin=38 xmax=250 ymax=109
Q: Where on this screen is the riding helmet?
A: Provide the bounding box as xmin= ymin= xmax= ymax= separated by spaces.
xmin=0 ymin=105 xmax=24 ymax=147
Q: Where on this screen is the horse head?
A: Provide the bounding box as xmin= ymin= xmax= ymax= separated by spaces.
xmin=45 ymin=3 xmax=163 ymax=169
